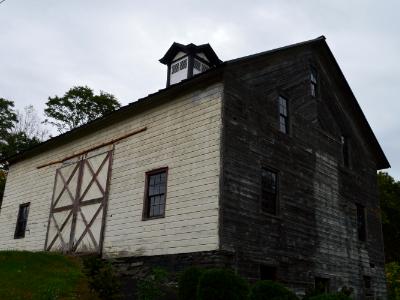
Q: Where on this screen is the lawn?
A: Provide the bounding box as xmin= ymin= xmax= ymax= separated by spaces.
xmin=0 ymin=251 xmax=97 ymax=300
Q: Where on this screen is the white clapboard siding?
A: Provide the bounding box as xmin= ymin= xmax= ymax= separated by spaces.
xmin=0 ymin=83 xmax=223 ymax=257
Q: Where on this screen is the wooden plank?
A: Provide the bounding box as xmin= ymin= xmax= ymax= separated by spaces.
xmin=37 ymin=127 xmax=146 ymax=169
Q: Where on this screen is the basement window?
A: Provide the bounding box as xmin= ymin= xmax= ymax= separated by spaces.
xmin=278 ymin=96 xmax=289 ymax=134
xmin=310 ymin=67 xmax=318 ymax=97
xmin=261 ymin=168 xmax=278 ymax=215
xmin=356 ymin=204 xmax=367 ymax=241
xmin=364 ymin=276 xmax=373 ymax=296
xmin=143 ymin=168 xmax=168 ymax=220
xmin=14 ymin=203 xmax=30 ymax=239
xmin=260 ymin=265 xmax=277 ymax=281
xmin=315 ymin=277 xmax=330 ymax=293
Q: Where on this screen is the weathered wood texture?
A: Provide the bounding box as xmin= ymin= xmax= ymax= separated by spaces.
xmin=0 ymin=83 xmax=222 ymax=257
xmin=219 ymin=47 xmax=386 ymax=299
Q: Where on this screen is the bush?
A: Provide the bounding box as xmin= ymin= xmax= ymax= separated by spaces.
xmin=82 ymin=255 xmax=120 ymax=300
xmin=249 ymin=280 xmax=298 ymax=300
xmin=196 ymin=268 xmax=249 ymax=300
xmin=386 ymin=262 xmax=400 ymax=300
xmin=178 ymin=267 xmax=204 ymax=300
xmin=137 ymin=267 xmax=170 ymax=300
xmin=308 ymin=293 xmax=351 ymax=300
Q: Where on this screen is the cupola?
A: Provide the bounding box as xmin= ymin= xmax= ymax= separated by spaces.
xmin=159 ymin=42 xmax=222 ymax=87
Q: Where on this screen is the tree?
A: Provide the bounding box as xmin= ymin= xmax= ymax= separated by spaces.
xmin=377 ymin=172 xmax=400 ymax=263
xmin=12 ymin=105 xmax=49 ymax=141
xmin=0 ymin=131 xmax=41 ymax=162
xmin=0 ymin=98 xmax=17 ymax=139
xmin=44 ymin=86 xmax=121 ymax=133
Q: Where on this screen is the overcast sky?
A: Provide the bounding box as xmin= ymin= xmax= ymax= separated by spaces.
xmin=1 ymin=0 xmax=399 ymax=178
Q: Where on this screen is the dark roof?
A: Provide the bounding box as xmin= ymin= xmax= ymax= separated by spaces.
xmin=159 ymin=42 xmax=222 ymax=65
xmin=6 ymin=36 xmax=390 ymax=169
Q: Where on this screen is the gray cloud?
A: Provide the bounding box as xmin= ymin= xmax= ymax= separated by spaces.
xmin=1 ymin=0 xmax=399 ymax=177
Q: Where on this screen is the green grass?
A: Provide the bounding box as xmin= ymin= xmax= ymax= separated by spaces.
xmin=0 ymin=251 xmax=96 ymax=300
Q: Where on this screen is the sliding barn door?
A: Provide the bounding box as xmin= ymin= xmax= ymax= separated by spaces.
xmin=45 ymin=150 xmax=113 ymax=254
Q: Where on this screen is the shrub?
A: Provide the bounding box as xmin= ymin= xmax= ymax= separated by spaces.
xmin=248 ymin=280 xmax=298 ymax=300
xmin=196 ymin=268 xmax=249 ymax=300
xmin=137 ymin=267 xmax=170 ymax=300
xmin=386 ymin=262 xmax=400 ymax=300
xmin=82 ymin=255 xmax=120 ymax=300
xmin=308 ymin=293 xmax=351 ymax=300
xmin=178 ymin=266 xmax=204 ymax=300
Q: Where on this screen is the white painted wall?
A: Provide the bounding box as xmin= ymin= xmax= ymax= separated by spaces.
xmin=170 ymin=57 xmax=188 ymax=85
xmin=0 ymin=83 xmax=223 ymax=257
xmin=173 ymin=51 xmax=186 ymax=61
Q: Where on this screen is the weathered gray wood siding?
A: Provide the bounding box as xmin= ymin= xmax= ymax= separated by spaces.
xmin=0 ymin=83 xmax=222 ymax=257
xmin=220 ymin=47 xmax=386 ymax=299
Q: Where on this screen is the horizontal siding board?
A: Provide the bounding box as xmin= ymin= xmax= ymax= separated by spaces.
xmin=0 ymin=83 xmax=222 ymax=255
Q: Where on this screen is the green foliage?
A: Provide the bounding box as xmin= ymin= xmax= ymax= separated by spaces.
xmin=248 ymin=280 xmax=298 ymax=300
xmin=304 ymin=286 xmax=353 ymax=300
xmin=82 ymin=255 xmax=121 ymax=299
xmin=137 ymin=267 xmax=170 ymax=300
xmin=0 ymin=251 xmax=86 ymax=300
xmin=386 ymin=262 xmax=400 ymax=300
xmin=0 ymin=169 xmax=6 ymax=207
xmin=0 ymin=98 xmax=17 ymax=138
xmin=377 ymin=172 xmax=400 ymax=262
xmin=44 ymin=86 xmax=121 ymax=133
xmin=196 ymin=268 xmax=249 ymax=300
xmin=0 ymin=131 xmax=40 ymax=162
xmin=178 ymin=266 xmax=204 ymax=300
xmin=308 ymin=293 xmax=351 ymax=300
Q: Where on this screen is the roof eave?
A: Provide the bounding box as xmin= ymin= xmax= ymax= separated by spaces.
xmin=5 ymin=66 xmax=225 ymax=165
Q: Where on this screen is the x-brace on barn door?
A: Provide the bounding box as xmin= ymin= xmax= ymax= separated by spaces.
xmin=45 ymin=149 xmax=113 ymax=254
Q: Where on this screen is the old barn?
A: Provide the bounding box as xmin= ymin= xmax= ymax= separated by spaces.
xmin=0 ymin=36 xmax=389 ymax=299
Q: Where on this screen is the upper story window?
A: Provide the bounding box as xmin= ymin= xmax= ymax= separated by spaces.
xmin=14 ymin=203 xmax=30 ymax=239
xmin=341 ymin=135 xmax=351 ymax=168
xmin=171 ymin=63 xmax=180 ymax=74
xmin=143 ymin=168 xmax=168 ymax=220
xmin=194 ymin=60 xmax=201 ymax=71
xmin=310 ymin=67 xmax=318 ymax=97
xmin=356 ymin=203 xmax=367 ymax=241
xmin=261 ymin=168 xmax=278 ymax=215
xmin=278 ymin=96 xmax=289 ymax=134
xmin=179 ymin=59 xmax=187 ymax=70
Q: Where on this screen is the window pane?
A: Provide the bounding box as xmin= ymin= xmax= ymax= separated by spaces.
xmin=261 ymin=169 xmax=277 ymax=215
xmin=15 ymin=203 xmax=30 ymax=239
xmin=279 ymin=116 xmax=287 ymax=134
xmin=145 ymin=170 xmax=167 ymax=218
xmin=311 ymin=83 xmax=316 ymax=97
xmin=357 ymin=204 xmax=366 ymax=241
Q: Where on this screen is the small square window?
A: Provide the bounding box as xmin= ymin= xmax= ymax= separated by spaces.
xmin=201 ymin=63 xmax=209 ymax=72
xmin=143 ymin=168 xmax=168 ymax=220
xmin=315 ymin=277 xmax=330 ymax=293
xmin=260 ymin=265 xmax=277 ymax=281
xmin=194 ymin=60 xmax=201 ymax=71
xmin=14 ymin=203 xmax=30 ymax=239
xmin=171 ymin=63 xmax=180 ymax=74
xmin=179 ymin=59 xmax=187 ymax=70
xmin=261 ymin=168 xmax=278 ymax=215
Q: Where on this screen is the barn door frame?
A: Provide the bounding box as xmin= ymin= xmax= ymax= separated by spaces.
xmin=44 ymin=148 xmax=114 ymax=254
